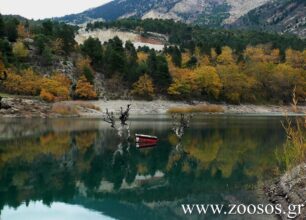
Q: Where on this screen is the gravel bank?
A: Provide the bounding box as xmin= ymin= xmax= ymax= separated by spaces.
xmin=0 ymin=98 xmax=305 ymax=118
xmin=92 ymin=100 xmax=306 ymax=116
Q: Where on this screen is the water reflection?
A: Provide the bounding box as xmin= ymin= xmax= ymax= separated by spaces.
xmin=2 ymin=202 xmax=115 ymax=220
xmin=0 ymin=116 xmax=285 ymax=219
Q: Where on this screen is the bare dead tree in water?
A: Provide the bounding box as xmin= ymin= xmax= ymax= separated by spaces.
xmin=103 ymin=104 xmax=131 ymax=138
xmin=103 ymin=104 xmax=131 ymax=165
xmin=104 ymin=109 xmax=116 ymax=128
xmin=171 ymin=113 xmax=193 ymax=151
xmin=172 ymin=113 xmax=193 ymax=140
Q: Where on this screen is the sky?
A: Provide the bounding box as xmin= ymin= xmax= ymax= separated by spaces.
xmin=0 ymin=0 xmax=112 ymax=20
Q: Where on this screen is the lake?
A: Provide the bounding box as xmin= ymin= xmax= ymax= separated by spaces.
xmin=0 ymin=115 xmax=287 ymax=220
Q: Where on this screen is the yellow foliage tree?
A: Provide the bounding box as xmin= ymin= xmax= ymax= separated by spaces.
xmin=285 ymin=49 xmax=304 ymax=68
xmin=13 ymin=41 xmax=29 ymax=59
xmin=244 ymin=46 xmax=280 ymax=64
xmin=217 ymin=46 xmax=235 ymax=65
xmin=217 ymin=64 xmax=256 ymax=104
xmin=131 ymin=74 xmax=155 ymax=99
xmin=75 ymin=76 xmax=97 ymax=100
xmin=17 ymin=24 xmax=27 ymax=39
xmin=40 ymin=89 xmax=55 ymax=102
xmin=2 ymin=69 xmax=71 ymax=100
xmin=270 ymin=49 xmax=280 ymax=64
xmin=2 ymin=69 xmax=41 ymax=95
xmin=195 ymin=65 xmax=222 ymax=99
xmin=210 ymin=48 xmax=218 ymax=64
xmin=40 ymin=73 xmax=71 ymax=101
xmin=168 ymin=66 xmax=198 ymax=99
xmin=137 ymin=52 xmax=148 ymax=63
xmin=270 ymin=64 xmax=305 ymax=102
xmin=244 ymin=46 xmax=266 ymax=63
xmin=76 ymin=57 xmax=92 ymax=73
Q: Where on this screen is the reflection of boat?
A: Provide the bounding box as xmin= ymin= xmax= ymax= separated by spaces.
xmin=136 ymin=143 xmax=156 ymax=149
xmin=135 ymin=134 xmax=158 ymax=145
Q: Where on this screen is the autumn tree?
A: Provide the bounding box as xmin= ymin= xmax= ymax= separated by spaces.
xmin=244 ymin=46 xmax=280 ymax=64
xmin=217 ymin=46 xmax=235 ymax=65
xmin=2 ymin=69 xmax=41 ymax=95
xmin=40 ymin=73 xmax=71 ymax=101
xmin=270 ymin=64 xmax=305 ymax=103
xmin=75 ymin=76 xmax=97 ymax=100
xmin=217 ymin=64 xmax=256 ymax=104
xmin=12 ymin=41 xmax=29 ymax=59
xmin=285 ymin=49 xmax=304 ymax=68
xmin=168 ymin=68 xmax=198 ymax=99
xmin=195 ymin=65 xmax=222 ymax=99
xmin=76 ymin=57 xmax=94 ymax=84
xmin=210 ymin=48 xmax=217 ymax=64
xmin=131 ymin=74 xmax=155 ymax=100
xmin=17 ymin=24 xmax=27 ymax=39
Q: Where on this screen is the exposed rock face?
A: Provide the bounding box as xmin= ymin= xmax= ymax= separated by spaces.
xmin=266 ymin=163 xmax=306 ymax=220
xmin=57 ymin=0 xmax=306 ymax=38
xmin=75 ymin=28 xmax=166 ymax=51
xmin=224 ymin=0 xmax=270 ymax=24
xmin=58 ymin=0 xmax=271 ymax=27
xmin=232 ymin=0 xmax=306 ymax=38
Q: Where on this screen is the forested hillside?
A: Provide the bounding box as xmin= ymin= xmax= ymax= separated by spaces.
xmin=0 ymin=16 xmax=305 ymax=104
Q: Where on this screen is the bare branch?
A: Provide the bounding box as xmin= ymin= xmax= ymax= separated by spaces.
xmin=103 ymin=104 xmax=132 ymax=140
xmin=103 ymin=108 xmax=116 ymax=128
xmin=119 ymin=104 xmax=131 ymax=126
xmin=171 ymin=113 xmax=193 ymax=140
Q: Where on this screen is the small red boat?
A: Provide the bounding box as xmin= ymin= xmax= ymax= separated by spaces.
xmin=135 ymin=134 xmax=158 ymax=145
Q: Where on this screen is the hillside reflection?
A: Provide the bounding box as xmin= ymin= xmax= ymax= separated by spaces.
xmin=0 ymin=116 xmax=285 ymax=219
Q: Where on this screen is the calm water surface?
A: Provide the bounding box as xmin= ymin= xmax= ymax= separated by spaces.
xmin=0 ymin=115 xmax=287 ymax=220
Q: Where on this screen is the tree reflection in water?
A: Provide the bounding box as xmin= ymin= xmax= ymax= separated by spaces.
xmin=0 ymin=116 xmax=286 ymax=218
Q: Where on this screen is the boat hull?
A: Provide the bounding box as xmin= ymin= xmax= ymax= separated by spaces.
xmin=135 ymin=134 xmax=158 ymax=145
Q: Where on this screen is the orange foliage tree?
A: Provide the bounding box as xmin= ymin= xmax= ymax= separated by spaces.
xmin=75 ymin=76 xmax=97 ymax=100
xmin=40 ymin=73 xmax=71 ymax=102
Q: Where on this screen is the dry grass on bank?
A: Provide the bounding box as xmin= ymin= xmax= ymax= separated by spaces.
xmin=167 ymin=104 xmax=224 ymax=114
xmin=276 ymin=87 xmax=306 ymax=171
xmin=51 ymin=101 xmax=100 ymax=115
xmin=72 ymin=101 xmax=101 ymax=111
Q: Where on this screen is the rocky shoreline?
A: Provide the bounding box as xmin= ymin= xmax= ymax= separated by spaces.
xmin=0 ymin=98 xmax=305 ymax=118
xmin=93 ymin=100 xmax=306 ymax=115
xmin=265 ymin=164 xmax=306 ymax=220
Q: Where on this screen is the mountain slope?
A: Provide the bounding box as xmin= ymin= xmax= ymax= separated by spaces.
xmin=58 ymin=0 xmax=271 ymax=26
xmin=232 ymin=0 xmax=306 ymax=38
